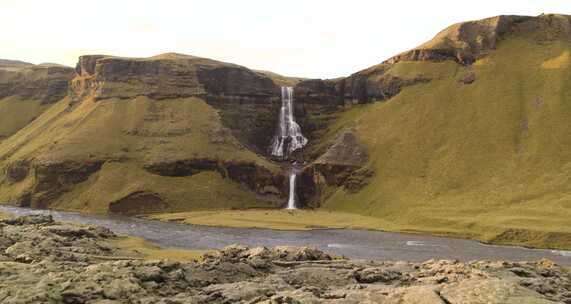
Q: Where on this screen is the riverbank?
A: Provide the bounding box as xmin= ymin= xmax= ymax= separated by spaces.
xmin=2 ymin=205 xmax=570 ymax=264
xmin=148 ymin=209 xmax=571 ymax=251
xmin=148 ymin=209 xmax=395 ymax=231
xmin=0 ymin=213 xmax=569 ymax=303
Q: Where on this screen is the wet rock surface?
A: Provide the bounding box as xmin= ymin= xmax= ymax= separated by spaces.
xmin=0 ymin=215 xmax=570 ymax=303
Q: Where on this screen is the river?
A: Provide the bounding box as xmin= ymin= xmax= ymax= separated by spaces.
xmin=1 ymin=205 xmax=570 ymax=265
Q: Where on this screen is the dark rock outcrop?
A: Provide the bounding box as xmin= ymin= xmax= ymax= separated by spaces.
xmin=313 ymin=130 xmax=368 ymax=185
xmin=5 ymin=161 xmax=29 ymax=183
xmin=144 ymin=158 xmax=287 ymax=199
xmin=109 ymin=191 xmax=169 ymax=215
xmin=294 ymin=78 xmax=343 ymax=105
xmin=23 ymin=160 xmax=105 ymax=209
xmin=460 ymin=72 xmax=477 ymax=84
xmin=298 ymin=130 xmax=371 ymax=207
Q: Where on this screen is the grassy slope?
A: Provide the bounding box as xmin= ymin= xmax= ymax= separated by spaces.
xmin=149 ymin=209 xmax=395 ymax=231
xmin=321 ymin=34 xmax=571 ymax=249
xmin=0 ymin=96 xmax=50 ymax=141
xmin=0 ymin=95 xmax=278 ymax=213
xmin=0 ymin=96 xmax=273 ymax=164
xmin=111 ymin=236 xmax=209 ymax=262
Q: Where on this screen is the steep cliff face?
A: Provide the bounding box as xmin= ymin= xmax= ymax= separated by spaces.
xmin=70 ymin=53 xmax=278 ymax=102
xmin=0 ymin=62 xmax=75 ymax=140
xmin=0 ymin=53 xmax=291 ymax=213
xmin=0 ymin=63 xmax=74 ymax=104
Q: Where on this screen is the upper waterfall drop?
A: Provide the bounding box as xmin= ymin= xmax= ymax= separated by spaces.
xmin=270 ymin=87 xmax=308 ymax=158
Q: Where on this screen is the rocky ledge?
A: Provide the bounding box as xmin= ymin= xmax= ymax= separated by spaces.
xmin=0 ymin=214 xmax=570 ymax=303
xmin=0 ymin=63 xmax=75 ymax=104
xmin=70 ymin=53 xmax=278 ymax=103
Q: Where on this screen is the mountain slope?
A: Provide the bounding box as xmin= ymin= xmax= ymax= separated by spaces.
xmin=308 ymin=14 xmax=571 ymax=249
xmin=0 ymin=62 xmax=74 ymax=141
xmin=0 ymin=53 xmax=288 ymax=213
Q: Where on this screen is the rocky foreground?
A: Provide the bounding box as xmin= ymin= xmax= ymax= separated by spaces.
xmin=0 ymin=215 xmax=569 ymax=304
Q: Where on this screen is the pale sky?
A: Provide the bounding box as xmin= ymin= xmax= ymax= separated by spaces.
xmin=0 ymin=0 xmax=569 ymax=78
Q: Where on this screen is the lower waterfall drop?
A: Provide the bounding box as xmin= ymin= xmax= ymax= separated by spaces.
xmin=286 ymin=172 xmax=297 ymax=209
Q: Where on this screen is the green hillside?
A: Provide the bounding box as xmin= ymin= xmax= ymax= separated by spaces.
xmin=0 ymin=63 xmax=74 ymax=141
xmin=0 ymin=95 xmax=279 ymax=213
xmin=321 ymin=17 xmax=571 ymax=249
xmin=0 ymin=54 xmax=286 ymax=214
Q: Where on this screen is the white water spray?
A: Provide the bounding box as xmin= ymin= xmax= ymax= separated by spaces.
xmin=270 ymin=87 xmax=308 ymax=158
xmin=270 ymin=87 xmax=307 ymax=210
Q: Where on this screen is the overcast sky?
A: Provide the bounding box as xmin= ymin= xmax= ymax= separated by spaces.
xmin=1 ymin=0 xmax=569 ymax=78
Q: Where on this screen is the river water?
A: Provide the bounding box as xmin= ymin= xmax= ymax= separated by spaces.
xmin=1 ymin=205 xmax=570 ymax=265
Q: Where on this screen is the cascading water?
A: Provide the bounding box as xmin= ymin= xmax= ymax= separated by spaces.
xmin=270 ymin=87 xmax=307 ymax=209
xmin=270 ymin=87 xmax=308 ymax=158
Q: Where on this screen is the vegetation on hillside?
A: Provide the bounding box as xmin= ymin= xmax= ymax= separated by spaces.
xmin=321 ymin=29 xmax=571 ymax=250
xmin=0 ymin=95 xmax=280 ymax=213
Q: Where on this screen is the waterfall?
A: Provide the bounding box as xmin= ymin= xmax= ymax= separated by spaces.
xmin=270 ymin=87 xmax=308 ymax=158
xmin=286 ymin=172 xmax=297 ymax=209
xmin=270 ymin=87 xmax=307 ymax=210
